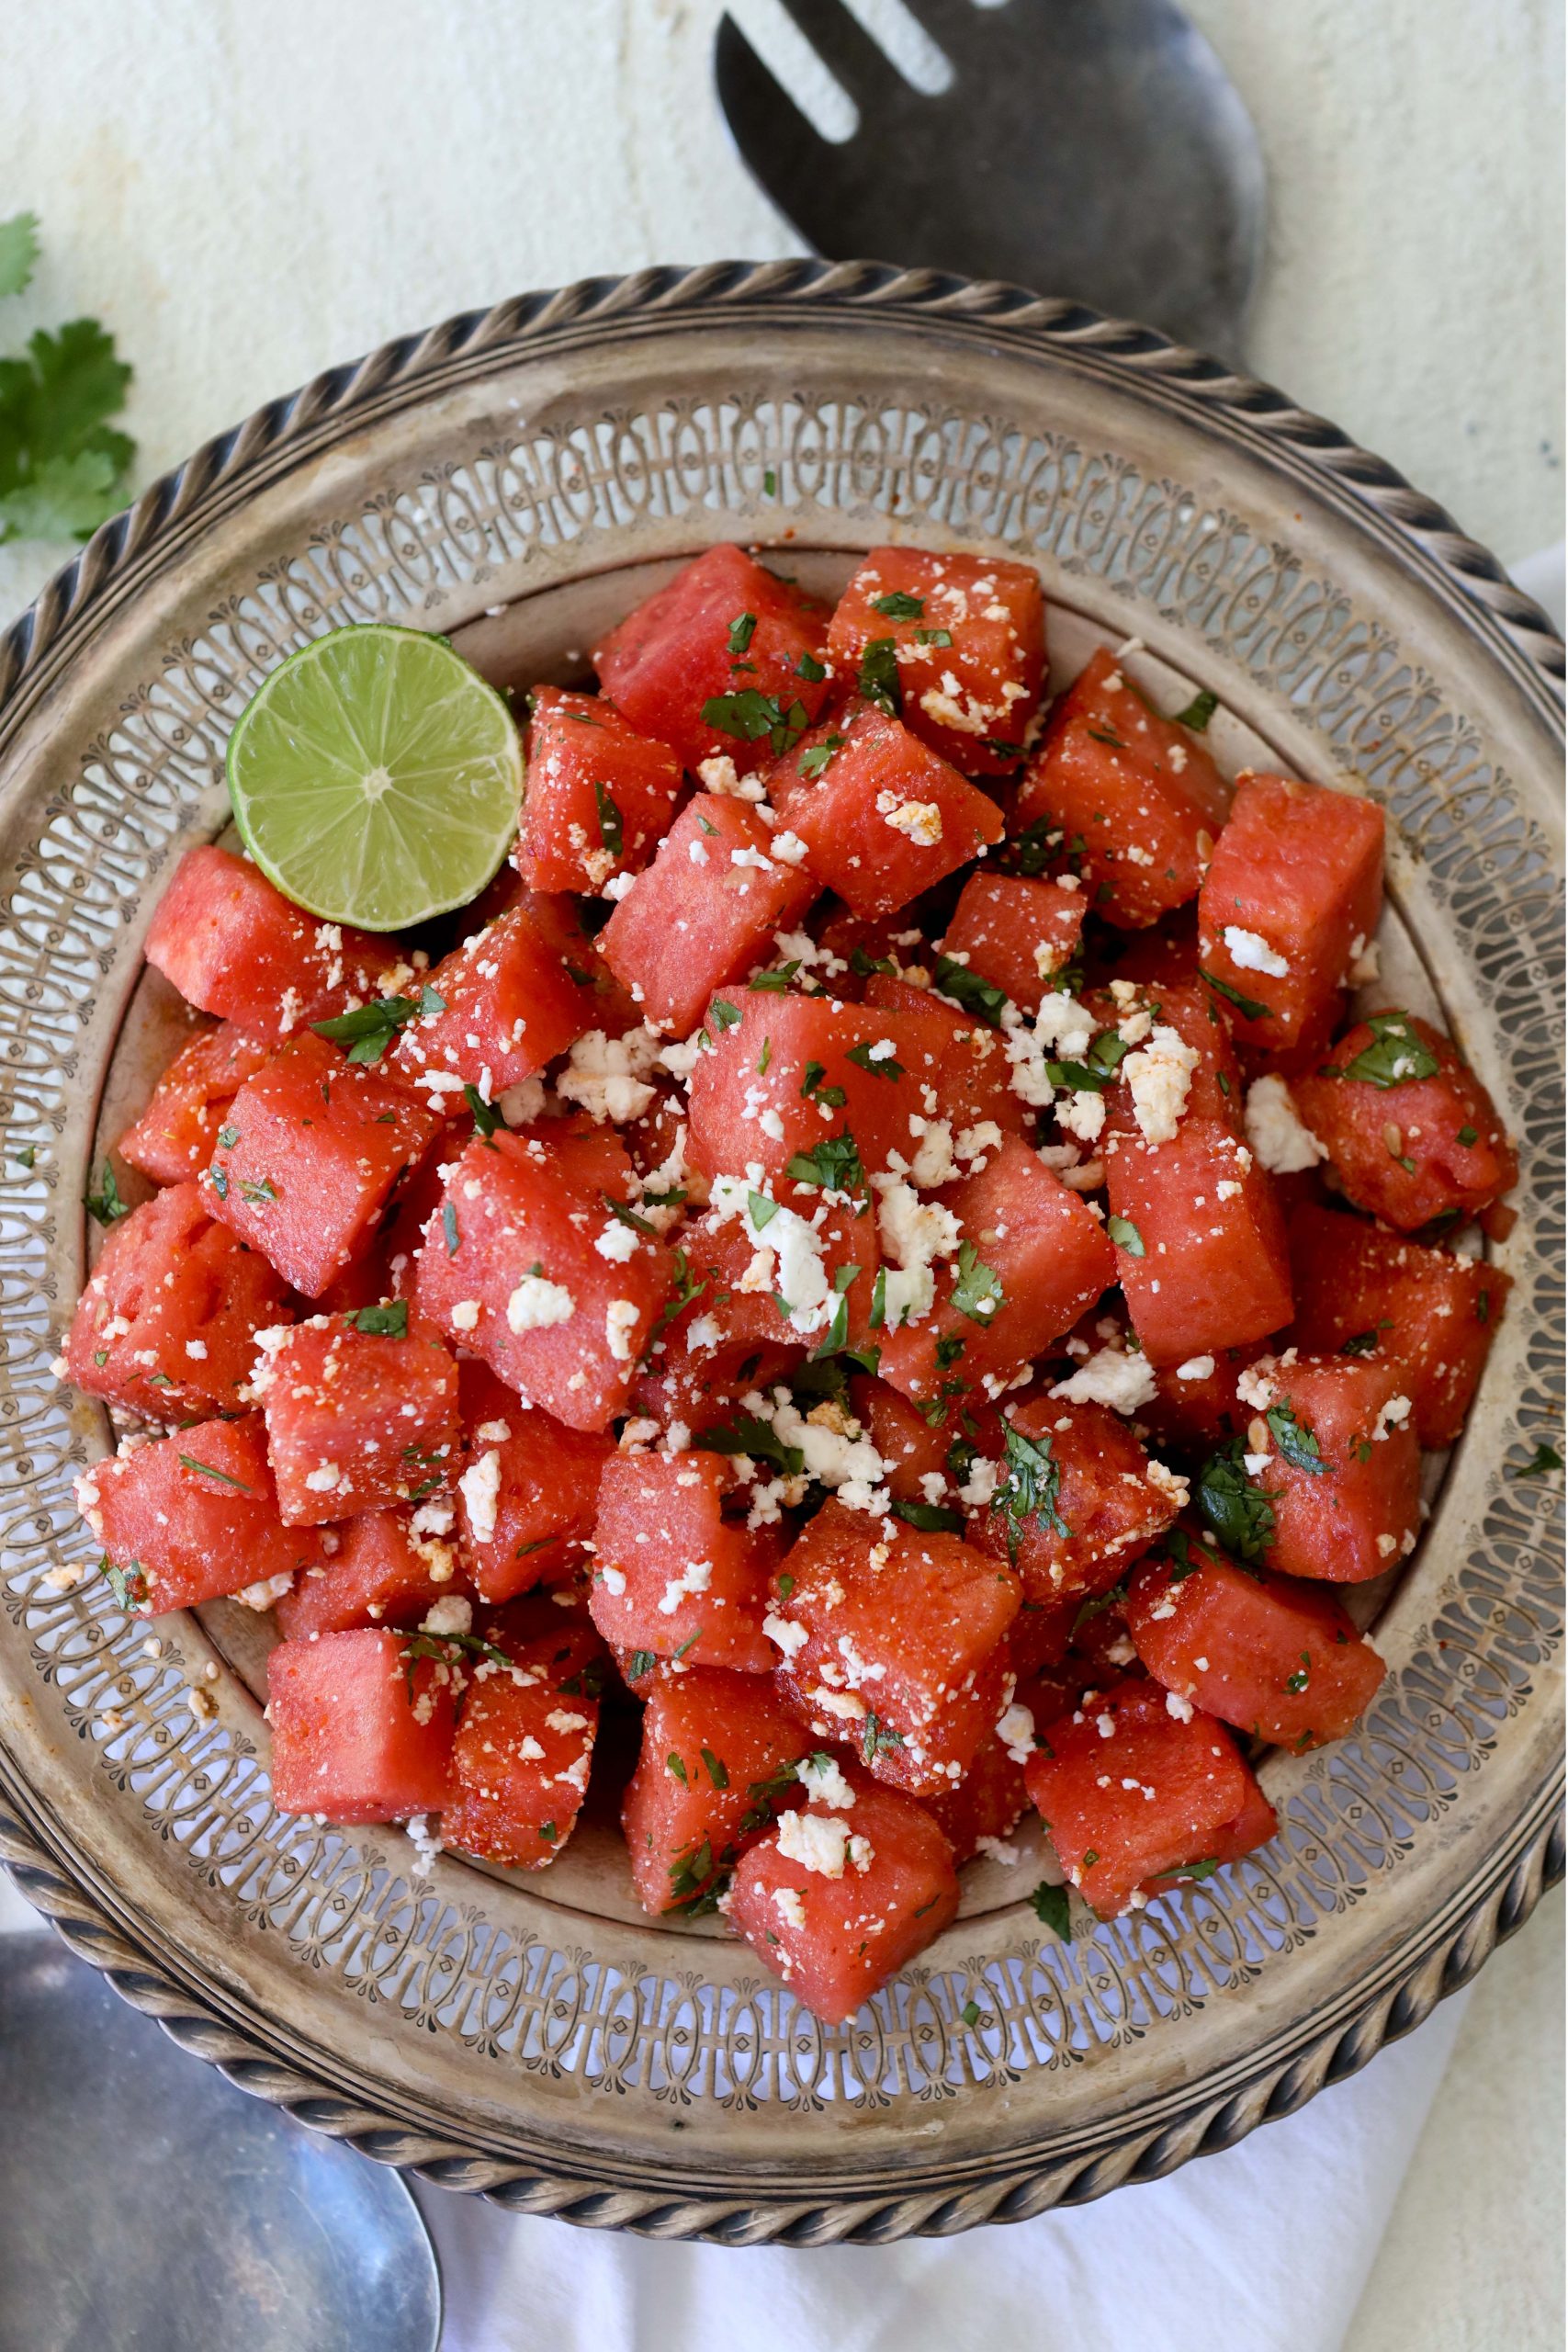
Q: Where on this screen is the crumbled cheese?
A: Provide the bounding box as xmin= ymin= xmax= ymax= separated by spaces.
xmin=506 ymin=1274 xmax=576 ymax=1333
xmin=1235 ymin=1363 xmax=1277 ymax=1412
xmin=764 ymin=1611 xmax=809 ymax=1659
xmin=798 ymin=1752 xmax=856 ymax=1808
xmin=772 ymin=830 xmax=809 ymax=865
xmin=422 ymin=1595 xmax=473 ymax=1638
xmin=1223 ymin=925 xmax=1289 ymax=978
xmin=997 ymin=1702 xmax=1035 ymax=1765
xmin=1374 ymin=1394 xmax=1413 ymax=1441
xmin=602 ymin=870 xmax=637 ymax=901
xmin=1118 ymin=1023 xmax=1198 ymax=1146
xmin=234 ymin=1571 xmax=295 ymax=1611
xmin=449 ymin=1298 xmax=481 ymax=1331
xmin=1165 ymin=1690 xmax=1195 ymax=1723
xmin=697 ymin=754 xmax=765 ymax=801
xmin=556 ymin=1024 xmax=664 ymax=1125
xmin=1245 ymin=1075 xmax=1326 ymax=1173
xmin=877 ymin=795 xmax=943 ymax=846
xmin=1032 ymin=990 xmax=1098 ymax=1062
xmin=874 ymin=1176 xmax=961 ymax=1329
xmin=304 ymin=1463 xmax=342 ymax=1493
xmin=458 ymin=1448 xmax=502 ymax=1544
xmin=605 ymin=1299 xmax=639 ymax=1362
xmin=775 ymin=1810 xmax=871 ymax=1878
xmin=1176 ymin=1355 xmax=1215 ymax=1381
xmin=594 ymin=1217 xmax=641 ymax=1263
xmin=772 ymin=1885 xmax=807 ymax=1930
xmin=1051 ymin=1347 xmax=1158 ymax=1415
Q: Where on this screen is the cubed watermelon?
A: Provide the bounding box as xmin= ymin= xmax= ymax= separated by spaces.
xmin=963 ymin=1396 xmax=1183 ymax=1605
xmin=726 ymin=1770 xmax=960 ymax=2023
xmin=1287 ymin=1202 xmax=1508 ymax=1449
xmin=1124 ymin=1532 xmax=1387 ymax=1748
xmin=763 ymin=698 xmax=1004 ymax=917
xmin=1220 ymin=1351 xmax=1421 ymax=1583
xmin=652 ymin=1183 xmax=882 ymax=1389
xmin=389 ymin=895 xmax=592 ymax=1104
xmin=1024 ymin=1676 xmax=1265 ymax=1916
xmin=1196 ymin=774 xmax=1384 ymax=1054
xmin=514 ymin=687 xmax=683 ymax=895
xmin=118 ymin=1022 xmax=273 ymax=1185
xmin=859 ymin=973 xmax=1031 ymax=1141
xmin=144 ymin=844 xmax=409 ymax=1038
xmin=441 ymin=1623 xmax=605 ymax=1868
xmin=877 ymin=1137 xmax=1117 ymax=1403
xmin=926 ymin=1714 xmax=1032 ymax=1864
xmin=1290 ymin=1012 xmax=1517 ymax=1232
xmin=937 ymin=872 xmax=1086 ymax=1016
xmin=266 ymin=1628 xmax=457 ymax=1822
xmin=254 ymin=1312 xmax=460 ymax=1525
xmin=1105 ymin=1114 xmax=1292 ymax=1364
xmin=591 ymin=543 xmax=833 ymax=774
xmin=205 ymin=1031 xmax=444 ymax=1298
xmin=588 ymin=1450 xmax=776 ymax=1670
xmin=455 ymin=1360 xmax=613 ymax=1602
xmin=412 ymin=1127 xmax=675 ymax=1432
xmin=62 ymin=1182 xmax=291 ymax=1422
xmin=765 ymin=1498 xmax=1021 ymax=1797
xmin=621 ymin=1667 xmax=809 ymax=1915
xmin=825 ymin=548 xmax=1046 ymax=775
xmin=78 ymin=1413 xmax=322 ymax=1614
xmin=275 ymin=1505 xmax=468 ymax=1642
xmin=598 ymin=794 xmax=818 ymax=1036
xmin=1014 ymin=649 xmax=1229 ymax=927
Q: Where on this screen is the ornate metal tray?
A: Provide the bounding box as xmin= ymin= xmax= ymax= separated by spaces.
xmin=0 ymin=261 xmax=1560 ymax=2244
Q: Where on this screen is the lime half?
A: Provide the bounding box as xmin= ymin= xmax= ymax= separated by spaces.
xmin=227 ymin=623 xmax=523 ymax=931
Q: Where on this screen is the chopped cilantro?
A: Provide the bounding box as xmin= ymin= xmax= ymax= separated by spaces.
xmin=215 ymin=1125 xmax=239 ymax=1151
xmin=797 ymin=734 xmax=845 ymax=782
xmin=592 ymin=779 xmax=624 ymax=858
xmin=666 ymin=1751 xmax=689 ymax=1786
xmin=701 ymin=689 xmax=809 ymax=757
xmin=701 ymin=1746 xmax=730 ymax=1790
xmin=726 ymin=612 xmax=757 ymax=657
xmin=1457 ymin=1124 xmax=1478 ymax=1148
xmin=311 ymin=994 xmax=421 ymax=1064
xmin=785 ymin=1130 xmax=865 ymax=1193
xmin=862 ymin=1710 xmax=905 ymax=1763
xmin=694 ymin=1412 xmax=805 ymax=1481
xmin=464 ymin=1084 xmax=499 ymax=1138
xmin=891 ymin=1498 xmax=963 ymax=1533
xmin=800 ymin=1058 xmax=847 ymax=1110
xmin=1029 ymin=1883 xmax=1072 ymax=1940
xmin=845 ymin=1040 xmax=904 ymax=1081
xmin=601 ymin=1194 xmax=658 ymax=1238
xmin=989 ymin=1423 xmax=1068 ymax=1558
xmin=1201 ymin=969 xmax=1273 ymax=1023
xmin=710 ymin=998 xmax=741 ymax=1033
xmin=914 ymin=626 xmax=953 ymax=647
xmin=1332 ymin=1013 xmax=1442 ymax=1091
xmin=749 ymin=959 xmax=803 ymax=992
xmin=442 ymin=1201 xmax=460 ymax=1258
xmin=98 ymin=1554 xmax=146 ymax=1611
xmin=796 ymin=650 xmax=826 ymax=682
xmin=1284 ymin=1652 xmax=1312 ymax=1694
xmin=1509 ymin=1442 xmax=1564 ymax=1479
xmin=871 ymin=589 xmax=924 ymax=620
xmin=931 ymin=954 xmax=1007 ymax=1028
xmin=1171 ymin=688 xmax=1218 ymax=731
xmin=1340 ymin=1321 xmax=1393 ymax=1356
xmin=762 ymin=468 xmax=777 ymax=497
xmin=1198 ymin=1439 xmax=1277 ymax=1564
xmin=239 ymin=1177 xmax=277 ymax=1205
xmin=84 ymin=1158 xmax=130 ymax=1227
xmin=1265 ymin=1400 xmax=1326 ymax=1475
xmin=626 ymin=1651 xmax=656 ymax=1681
xmin=344 ymin=1300 xmax=408 ymax=1338
xmin=177 ymin=1453 xmax=254 ymax=1493
xmin=950 ymin=1240 xmax=1003 ymax=1323
xmin=857 ymin=638 xmax=901 ymax=716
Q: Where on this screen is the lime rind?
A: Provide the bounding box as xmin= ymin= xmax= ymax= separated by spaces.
xmin=227 ymin=622 xmax=523 ymax=931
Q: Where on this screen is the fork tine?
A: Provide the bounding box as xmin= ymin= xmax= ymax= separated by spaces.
xmin=772 ymin=0 xmax=904 ymax=108
xmin=715 ymin=13 xmax=847 ymax=220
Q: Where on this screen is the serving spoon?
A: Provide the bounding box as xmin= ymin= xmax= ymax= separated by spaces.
xmin=716 ymin=0 xmax=1266 ymax=359
xmin=0 ymin=1931 xmax=442 ymax=2352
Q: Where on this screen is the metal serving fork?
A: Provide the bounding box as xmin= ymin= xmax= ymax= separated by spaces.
xmin=715 ymin=0 xmax=1265 ymax=357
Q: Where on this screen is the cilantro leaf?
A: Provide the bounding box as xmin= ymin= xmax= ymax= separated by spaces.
xmin=344 ymin=1300 xmax=409 ymax=1339
xmin=0 ymin=213 xmax=39 ymax=300
xmin=0 ymin=315 xmax=136 ymax=545
xmin=797 ymin=733 xmax=845 ymax=782
xmin=989 ymin=1423 xmax=1069 ymax=1557
xmin=1029 ymin=1882 xmax=1072 ymax=1940
xmin=950 ymin=1239 xmax=1003 ymax=1323
xmin=694 ymin=1413 xmax=805 ymax=1481
xmin=891 ymin=1498 xmax=963 ymax=1533
xmin=858 ymin=638 xmax=902 ymax=716
xmin=1198 ymin=1439 xmax=1276 ymax=1564
xmin=310 ymin=994 xmax=419 ymax=1064
xmin=785 ymin=1130 xmax=865 ymax=1193
xmin=845 ymin=1040 xmax=904 ymax=1081
xmin=592 ymin=779 xmax=623 ymax=858
xmin=727 ymin=612 xmax=757 ymax=656
xmin=1171 ymin=688 xmax=1218 ymax=731
xmin=98 ymin=1553 xmax=146 ymax=1612
xmin=1107 ymin=1214 xmax=1145 ymax=1257
xmin=1331 ymin=1013 xmax=1443 ymax=1091
xmin=1201 ymin=968 xmax=1274 ymax=1023
xmin=871 ymin=590 xmax=924 ymax=620
xmin=701 ymin=690 xmax=809 ymax=757
xmin=1509 ymin=1442 xmax=1564 ymax=1479
xmin=1265 ymin=1400 xmax=1326 ymax=1475
xmin=931 ymin=954 xmax=1008 ymax=1028
xmin=84 ymin=1157 xmax=130 ymax=1228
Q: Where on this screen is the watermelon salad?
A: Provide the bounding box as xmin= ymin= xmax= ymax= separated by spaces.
xmin=62 ymin=541 xmax=1519 ymax=2026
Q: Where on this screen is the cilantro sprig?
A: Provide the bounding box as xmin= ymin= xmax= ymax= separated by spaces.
xmin=0 ymin=213 xmax=136 ymax=545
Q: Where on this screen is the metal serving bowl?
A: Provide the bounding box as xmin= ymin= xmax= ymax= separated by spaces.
xmin=0 ymin=261 xmax=1560 ymax=2245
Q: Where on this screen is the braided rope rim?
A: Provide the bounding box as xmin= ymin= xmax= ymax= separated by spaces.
xmin=0 ymin=259 xmax=1561 ymax=2243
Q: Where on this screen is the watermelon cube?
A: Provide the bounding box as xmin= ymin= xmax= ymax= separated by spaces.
xmin=825 ymin=548 xmax=1046 ymax=775
xmin=588 ymin=1451 xmax=776 ymax=1671
xmin=685 ymin=989 xmax=951 ymax=1186
xmin=763 ymin=698 xmax=1005 ymax=917
xmin=765 ymin=1498 xmax=1021 ymax=1797
xmin=1226 ymin=1351 xmax=1421 ymax=1584
xmin=963 ymin=1396 xmax=1183 ymax=1606
xmin=266 ymin=1628 xmax=457 ymax=1822
xmin=1124 ymin=1533 xmax=1387 ymax=1749
xmin=653 ymin=1187 xmax=882 ymax=1392
xmin=726 ymin=1770 xmax=961 ymax=2022
xmin=62 ymin=1182 xmax=291 ymax=1422
xmin=117 ymin=1022 xmax=273 ymax=1185
xmin=506 ymin=884 xmax=644 ymax=1035
xmin=254 ymin=1313 xmax=460 ymax=1525
xmin=877 ymin=1137 xmax=1117 ymax=1403
xmin=441 ymin=1623 xmax=605 ymax=1868
xmin=937 ymin=872 xmax=1086 ymax=1015
xmin=1290 ymin=1012 xmax=1517 ymax=1232
xmin=1287 ymin=1202 xmax=1508 ymax=1449
xmin=143 ymin=844 xmax=409 ymax=1039
xmin=455 ymin=1360 xmax=613 ymax=1602
xmin=1098 ymin=972 xmax=1245 ymax=1130
xmin=591 ymin=542 xmax=833 ymax=774
xmin=514 ymin=687 xmax=683 ymax=895
xmin=598 ymin=794 xmax=817 ymax=1037
xmin=859 ymin=973 xmax=1030 ymax=1141
xmin=1197 ymin=774 xmax=1385 ymax=1054
xmin=78 ymin=1413 xmax=322 ymax=1614
xmin=1014 ymin=649 xmax=1230 ymax=928
xmin=412 ymin=1127 xmax=675 ymax=1432
xmin=389 ymin=894 xmax=591 ymax=1103
xmin=1105 ymin=1114 xmax=1292 ymax=1365
xmin=1024 ymin=1676 xmax=1266 ymax=1916
xmin=927 ymin=1713 xmax=1032 ymax=1864
xmin=275 ymin=1505 xmax=468 ymax=1642
xmin=621 ymin=1666 xmax=809 ymax=1915
xmin=205 ymin=1031 xmax=444 ymax=1298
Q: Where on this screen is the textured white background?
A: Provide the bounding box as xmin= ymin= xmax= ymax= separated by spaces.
xmin=0 ymin=4 xmax=1561 ymax=2346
